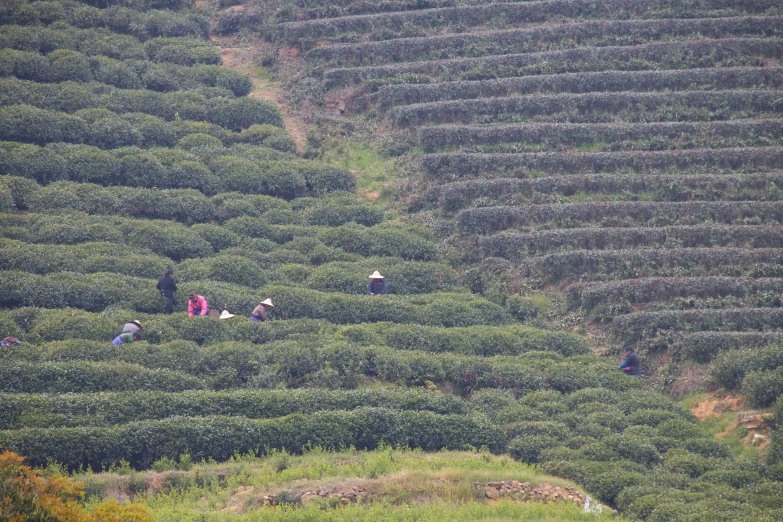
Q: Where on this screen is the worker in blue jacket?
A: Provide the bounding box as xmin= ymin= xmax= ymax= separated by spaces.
xmin=619 ymin=346 xmax=641 ymax=376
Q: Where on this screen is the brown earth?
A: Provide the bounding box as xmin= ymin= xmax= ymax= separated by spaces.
xmin=212 ymin=37 xmax=307 ymax=153
xmin=690 ymin=394 xmax=745 ymax=420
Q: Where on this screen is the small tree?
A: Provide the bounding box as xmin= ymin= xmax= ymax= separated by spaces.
xmin=0 ymin=450 xmax=152 ymax=522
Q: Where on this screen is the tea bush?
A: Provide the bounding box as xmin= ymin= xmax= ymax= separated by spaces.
xmin=480 ymin=225 xmax=783 ymax=261
xmin=276 ymin=0 xmax=776 ymax=43
xmin=0 ymin=408 xmax=506 ymax=469
xmin=324 ymin=39 xmax=783 ymax=88
xmin=338 ymin=322 xmax=588 ymax=356
xmin=365 ymin=67 xmax=783 ymax=109
xmin=0 ymin=361 xmax=204 ymax=393
xmin=0 ymin=388 xmax=468 ymax=429
xmin=304 ymin=258 xmax=457 ymax=294
xmin=312 ymin=18 xmax=783 ymax=68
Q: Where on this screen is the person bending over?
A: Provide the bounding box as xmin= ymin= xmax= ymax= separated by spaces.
xmin=113 ymin=332 xmax=141 ymax=345
xmin=251 ymin=298 xmax=274 ymax=322
xmin=122 ymin=320 xmax=143 ymax=335
xmin=619 ymin=346 xmax=641 ymax=377
xmin=188 ymin=293 xmax=209 ymax=317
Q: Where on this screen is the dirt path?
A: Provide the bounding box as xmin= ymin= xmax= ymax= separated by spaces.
xmin=213 ymin=39 xmax=307 ymax=154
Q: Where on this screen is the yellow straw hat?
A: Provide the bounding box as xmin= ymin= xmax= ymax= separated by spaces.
xmin=260 ymin=298 xmax=274 ymax=308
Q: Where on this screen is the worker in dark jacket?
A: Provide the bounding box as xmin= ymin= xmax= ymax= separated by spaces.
xmin=156 ymin=269 xmax=177 ymax=314
xmin=367 ymin=271 xmax=388 ymax=296
xmin=619 ymin=346 xmax=641 ymax=376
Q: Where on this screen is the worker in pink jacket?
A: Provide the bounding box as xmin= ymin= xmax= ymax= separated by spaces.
xmin=187 ymin=292 xmax=209 ymax=317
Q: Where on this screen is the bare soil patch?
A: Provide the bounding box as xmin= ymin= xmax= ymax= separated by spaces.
xmin=690 ymin=394 xmax=745 ymax=420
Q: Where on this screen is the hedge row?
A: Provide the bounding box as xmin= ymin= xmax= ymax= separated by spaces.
xmin=0 ymin=238 xmax=172 ymax=278
xmin=338 ymin=322 xmax=589 ymax=357
xmin=0 ymin=24 xmax=146 ymax=59
xmin=0 ymin=78 xmax=249 ymax=121
xmin=0 ymin=144 xmax=353 ymax=196
xmin=420 ymin=119 xmax=783 ymax=153
xmin=0 ymin=361 xmax=205 ymax=393
xmin=309 ymin=16 xmax=783 ymax=67
xmin=0 ymin=308 xmax=580 ymax=357
xmin=0 ymin=408 xmax=506 ymax=470
xmin=0 ymin=27 xmax=219 ymax=66
xmin=0 ymin=212 xmax=216 ymax=260
xmin=421 ymin=147 xmax=783 ymax=180
xmin=0 ymin=272 xmax=510 ymax=325
xmin=671 ymin=331 xmax=781 ymax=363
xmin=0 ymin=338 xmax=639 ymax=396
xmin=63 ymin=0 xmax=195 ymax=12
xmin=711 ymin=344 xmax=783 ymax=393
xmin=0 ymin=103 xmax=283 ymax=150
xmin=361 ymin=67 xmax=783 ymax=110
xmin=59 ymin=7 xmax=206 ymax=40
xmin=0 ymin=388 xmax=469 ymax=429
xmin=567 ymin=277 xmax=783 ymax=311
xmin=480 ymin=225 xmax=783 ymax=260
xmin=0 ymin=307 xmax=329 ymax=344
xmin=391 ymin=89 xmax=783 ymax=127
xmin=613 ymin=308 xmax=783 ymax=343
xmin=3 ymin=4 xmax=209 ymax=39
xmin=3 ymin=180 xmax=374 ymax=225
xmin=521 ymin=248 xmax=783 ymax=283
xmin=323 ymin=38 xmax=783 ymax=88
xmin=0 ymin=213 xmax=430 ymax=262
xmin=267 ymin=0 xmax=492 ymax=23
xmin=457 ymin=201 xmax=783 ymax=235
xmin=742 ymin=367 xmax=783 ymax=408
xmin=275 ymin=0 xmax=777 ymax=42
xmin=0 ymin=56 xmax=250 ymax=95
xmin=415 ymin=173 xmax=783 ymax=214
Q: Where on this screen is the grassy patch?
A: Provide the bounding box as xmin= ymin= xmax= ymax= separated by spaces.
xmin=79 ymin=448 xmax=622 ymax=521
xmin=253 ymin=66 xmax=272 ymax=82
xmin=320 ymin=140 xmax=403 ymax=203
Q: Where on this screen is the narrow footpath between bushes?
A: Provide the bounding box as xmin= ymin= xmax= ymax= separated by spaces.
xmin=212 ymin=37 xmax=307 ymax=153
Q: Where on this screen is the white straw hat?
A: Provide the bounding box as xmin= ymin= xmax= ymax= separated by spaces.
xmin=260 ymin=298 xmax=274 ymax=308
xmin=369 ymin=271 xmax=384 ymax=279
xmin=219 ymin=310 xmax=235 ymax=320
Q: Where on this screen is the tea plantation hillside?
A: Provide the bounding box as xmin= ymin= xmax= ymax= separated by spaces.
xmin=3 ymin=0 xmax=783 ymax=520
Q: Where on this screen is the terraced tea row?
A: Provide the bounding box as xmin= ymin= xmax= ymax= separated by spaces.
xmin=390 ymin=90 xmax=783 ymax=126
xmin=458 ymin=201 xmax=783 ymax=235
xmin=421 ymin=120 xmax=783 ymax=153
xmin=363 ymin=67 xmax=783 ymax=110
xmin=309 ymin=16 xmax=783 ymax=67
xmin=478 ymin=225 xmax=783 ymax=259
xmin=275 ymin=0 xmax=778 ymax=43
xmin=422 ymin=148 xmax=783 ymax=179
xmin=0 ymin=212 xmax=436 ymax=262
xmin=415 ymin=173 xmax=783 ymax=214
xmin=324 ymin=38 xmax=783 ymax=87
xmin=0 ymin=340 xmax=610 ymax=394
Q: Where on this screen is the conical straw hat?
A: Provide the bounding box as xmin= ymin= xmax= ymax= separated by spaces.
xmin=369 ymin=271 xmax=384 ymax=279
xmin=219 ymin=310 xmax=235 ymax=319
xmin=260 ymin=298 xmax=274 ymax=308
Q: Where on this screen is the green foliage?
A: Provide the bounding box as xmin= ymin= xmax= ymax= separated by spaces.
xmin=0 ymin=388 xmax=468 ymax=429
xmin=0 ymin=361 xmax=204 ymax=393
xmin=0 ymin=408 xmax=506 ymax=470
